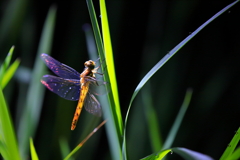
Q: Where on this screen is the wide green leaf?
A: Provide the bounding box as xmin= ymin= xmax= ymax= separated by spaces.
xmin=0 ymin=88 xmax=21 ymax=160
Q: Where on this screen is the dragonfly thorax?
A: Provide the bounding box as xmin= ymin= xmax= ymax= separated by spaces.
xmin=84 ymin=60 xmax=95 ymax=70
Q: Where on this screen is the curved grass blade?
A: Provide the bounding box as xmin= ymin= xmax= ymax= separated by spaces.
xmin=0 ymin=88 xmax=21 ymax=160
xmin=17 ymin=5 xmax=56 ymax=158
xmin=122 ymin=1 xmax=240 ymax=159
xmin=29 ymin=138 xmax=39 ymax=160
xmin=220 ymin=127 xmax=240 ymax=160
xmin=140 ymin=149 xmax=172 ymax=160
xmin=1 ymin=58 xmax=20 ymax=89
xmin=162 ymin=88 xmax=193 ymax=150
xmin=172 ymin=147 xmax=214 ymax=160
xmin=87 ymin=0 xmax=122 ymax=159
xmin=0 ymin=46 xmax=15 ymax=84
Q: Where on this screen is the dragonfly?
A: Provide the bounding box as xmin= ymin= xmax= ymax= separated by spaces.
xmin=40 ymin=53 xmax=108 ymax=130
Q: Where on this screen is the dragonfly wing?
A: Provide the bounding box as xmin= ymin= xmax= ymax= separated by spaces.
xmin=84 ymin=93 xmax=102 ymax=116
xmin=85 ymin=76 xmax=110 ymax=96
xmin=41 ymin=75 xmax=80 ymax=101
xmin=41 ymin=53 xmax=80 ymax=79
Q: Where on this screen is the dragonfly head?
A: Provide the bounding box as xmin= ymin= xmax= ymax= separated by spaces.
xmin=84 ymin=60 xmax=96 ymax=70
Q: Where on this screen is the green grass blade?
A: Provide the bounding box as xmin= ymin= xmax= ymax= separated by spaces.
xmin=99 ymin=0 xmax=123 ymax=136
xmin=0 ymin=46 xmax=15 ymax=83
xmin=64 ymin=145 xmax=81 ymax=160
xmin=220 ymin=127 xmax=240 ymax=160
xmin=122 ymin=1 xmax=239 ymax=159
xmin=86 ymin=0 xmax=104 ymax=57
xmin=87 ymin=0 xmax=122 ymax=159
xmin=59 ymin=138 xmax=72 ymax=160
xmin=227 ymin=147 xmax=240 ymax=160
xmin=100 ymin=0 xmax=123 ymax=159
xmin=17 ymin=5 xmax=56 ymax=158
xmin=29 ymin=138 xmax=39 ymax=160
xmin=162 ymin=88 xmax=193 ymax=150
xmin=1 ymin=58 xmax=20 ymax=89
xmin=140 ymin=149 xmax=172 ymax=160
xmin=141 ymin=83 xmax=162 ymax=152
xmin=172 ymin=147 xmax=214 ymax=160
xmin=141 ymin=88 xmax=192 ymax=154
xmin=0 ymin=88 xmax=21 ymax=160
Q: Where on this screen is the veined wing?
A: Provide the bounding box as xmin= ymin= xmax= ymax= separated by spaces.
xmin=41 ymin=75 xmax=80 ymax=101
xmin=84 ymin=76 xmax=110 ymax=96
xmin=41 ymin=53 xmax=80 ymax=79
xmin=84 ymin=92 xmax=101 ymax=116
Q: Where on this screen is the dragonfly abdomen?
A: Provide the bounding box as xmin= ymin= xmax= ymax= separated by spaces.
xmin=71 ymin=83 xmax=89 ymax=130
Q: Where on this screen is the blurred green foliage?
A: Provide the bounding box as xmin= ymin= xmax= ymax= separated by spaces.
xmin=0 ymin=0 xmax=240 ymax=160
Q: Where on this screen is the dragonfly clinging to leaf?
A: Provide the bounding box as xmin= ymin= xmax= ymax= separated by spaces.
xmin=41 ymin=53 xmax=108 ymax=130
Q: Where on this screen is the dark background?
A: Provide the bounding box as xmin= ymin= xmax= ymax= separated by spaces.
xmin=1 ymin=0 xmax=240 ymax=159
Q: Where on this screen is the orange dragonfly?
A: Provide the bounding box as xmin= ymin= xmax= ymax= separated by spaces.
xmin=41 ymin=53 xmax=107 ymax=130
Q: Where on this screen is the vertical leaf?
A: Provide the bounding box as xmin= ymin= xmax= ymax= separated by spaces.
xmin=86 ymin=0 xmax=122 ymax=160
xmin=17 ymin=5 xmax=56 ymax=158
xmin=99 ymin=0 xmax=123 ymax=136
xmin=141 ymin=83 xmax=163 ymax=151
xmin=162 ymin=89 xmax=193 ymax=149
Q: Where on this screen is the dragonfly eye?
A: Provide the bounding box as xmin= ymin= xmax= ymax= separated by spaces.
xmin=85 ymin=60 xmax=96 ymax=69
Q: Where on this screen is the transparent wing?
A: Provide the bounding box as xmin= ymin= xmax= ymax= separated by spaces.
xmin=84 ymin=76 xmax=110 ymax=96
xmin=41 ymin=53 xmax=80 ymax=79
xmin=41 ymin=75 xmax=80 ymax=101
xmin=84 ymin=93 xmax=101 ymax=116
